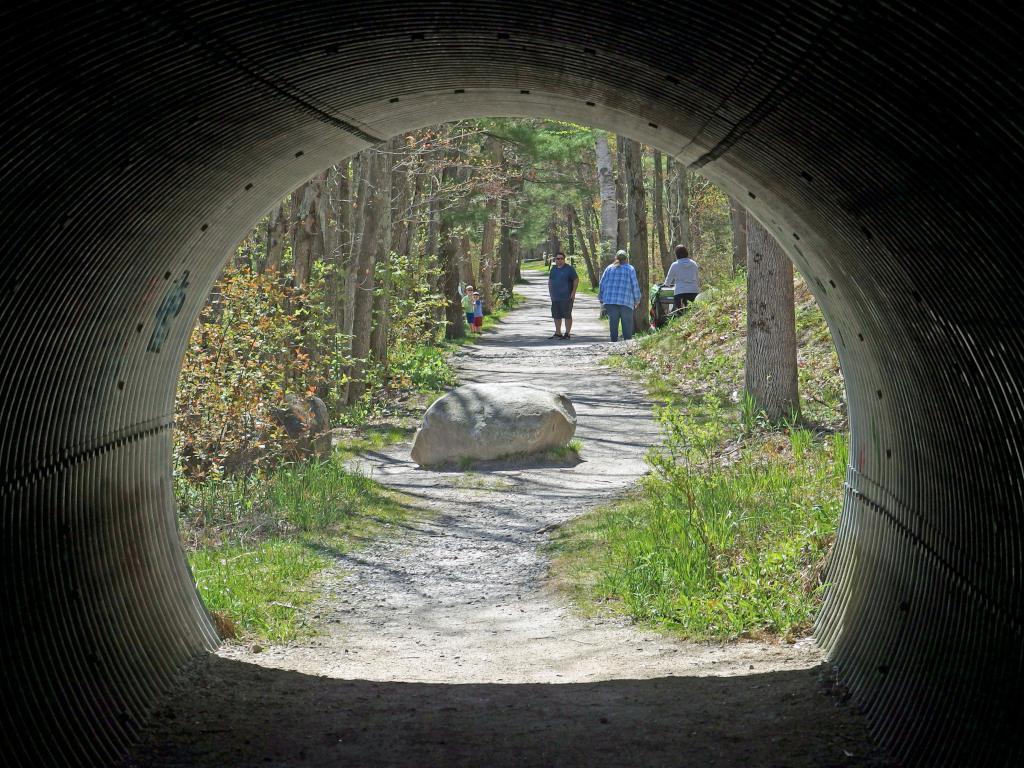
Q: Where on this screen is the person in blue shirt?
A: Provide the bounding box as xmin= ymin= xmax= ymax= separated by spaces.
xmin=598 ymin=249 xmax=642 ymax=341
xmin=471 ymin=290 xmax=484 ymax=333
xmin=547 ymin=250 xmax=579 ymax=339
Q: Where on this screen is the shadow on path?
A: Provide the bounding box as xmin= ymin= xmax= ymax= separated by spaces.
xmin=125 ymin=654 xmax=895 ymax=768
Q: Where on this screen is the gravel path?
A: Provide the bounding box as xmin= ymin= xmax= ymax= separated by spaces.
xmin=126 ymin=271 xmax=894 ymax=767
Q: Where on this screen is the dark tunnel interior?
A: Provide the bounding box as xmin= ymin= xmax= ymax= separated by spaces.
xmin=1 ymin=1 xmax=1022 ymax=765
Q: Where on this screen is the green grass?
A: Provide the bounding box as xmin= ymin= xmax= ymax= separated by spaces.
xmin=178 ymin=453 xmax=419 ymax=643
xmin=606 ymin=271 xmax=845 ymax=427
xmin=190 ymin=539 xmax=326 ymax=644
xmin=332 ymin=426 xmax=409 ymax=461
xmin=550 ymin=271 xmax=848 ymax=641
xmin=549 ymin=437 xmax=583 ymax=458
xmin=549 ymin=411 xmax=845 ymax=640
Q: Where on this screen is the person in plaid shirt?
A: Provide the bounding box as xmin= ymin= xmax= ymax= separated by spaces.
xmin=598 ymin=249 xmax=642 ymax=341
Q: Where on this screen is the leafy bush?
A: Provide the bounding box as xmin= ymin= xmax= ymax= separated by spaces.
xmin=174 ymin=258 xmax=458 ymax=478
xmin=175 ymin=265 xmax=350 ymax=480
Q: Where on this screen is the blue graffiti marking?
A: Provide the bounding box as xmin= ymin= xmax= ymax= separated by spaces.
xmin=147 ymin=270 xmax=191 ymax=353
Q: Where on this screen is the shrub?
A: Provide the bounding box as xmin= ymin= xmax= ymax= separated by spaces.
xmin=174 ymin=265 xmax=351 ymax=480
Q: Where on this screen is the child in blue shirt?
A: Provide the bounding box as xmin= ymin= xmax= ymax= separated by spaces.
xmin=471 ymin=291 xmax=484 ymax=333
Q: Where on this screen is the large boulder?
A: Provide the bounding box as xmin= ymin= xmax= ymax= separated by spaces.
xmin=411 ymin=383 xmax=577 ymax=467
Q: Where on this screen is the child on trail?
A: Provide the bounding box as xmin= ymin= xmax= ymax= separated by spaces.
xmin=460 ymin=284 xmax=475 ymax=330
xmin=472 ymin=291 xmax=484 ymax=333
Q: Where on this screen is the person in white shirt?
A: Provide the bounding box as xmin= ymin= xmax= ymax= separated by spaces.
xmin=663 ymin=244 xmax=700 ymax=311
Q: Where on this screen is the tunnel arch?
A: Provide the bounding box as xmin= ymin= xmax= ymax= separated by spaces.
xmin=1 ymin=1 xmax=1022 ymax=765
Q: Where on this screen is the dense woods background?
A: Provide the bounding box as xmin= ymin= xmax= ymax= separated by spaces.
xmin=175 ymin=120 xmax=741 ymax=481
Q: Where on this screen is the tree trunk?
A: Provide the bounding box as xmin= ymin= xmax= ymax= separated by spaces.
xmin=498 ymin=202 xmax=513 ymax=295
xmin=264 ymin=203 xmax=288 ymax=274
xmin=479 ymin=215 xmax=498 ymax=313
xmin=406 ymin=164 xmax=427 ymax=296
xmin=745 ymin=214 xmax=800 ymax=422
xmin=585 ymin=205 xmax=603 ymax=284
xmin=568 ymin=205 xmax=599 ymax=287
xmin=622 ymin=137 xmax=649 ymax=331
xmin=548 ymin=213 xmax=561 ymax=258
xmin=291 ymin=173 xmax=326 ymax=288
xmin=730 ymin=196 xmax=748 ymax=274
xmin=614 ymin=135 xmax=628 ymax=253
xmin=390 ymin=141 xmax=412 ymax=259
xmin=478 ymin=134 xmax=503 ymax=312
xmin=346 ymin=144 xmax=391 ymax=405
xmin=594 ymin=132 xmax=617 ymax=266
xmin=669 ymin=159 xmax=690 ymax=262
xmin=499 ymin=175 xmax=522 ymax=295
xmin=325 ymin=160 xmax=352 ymax=330
xmin=369 ymin=136 xmax=400 ymax=366
xmin=457 ymin=232 xmax=473 ymax=288
xmin=512 ymin=227 xmax=522 ymax=283
xmin=652 ymin=150 xmax=670 ymax=274
xmin=424 ymin=173 xmax=444 ymax=329
xmin=566 ymin=204 xmax=575 ymax=256
xmin=479 ymin=209 xmax=498 ymax=314
xmin=437 ymin=161 xmax=465 ymax=340
xmin=343 ymin=153 xmax=370 ymax=341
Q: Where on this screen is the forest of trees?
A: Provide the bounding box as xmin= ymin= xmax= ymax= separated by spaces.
xmin=177 ymin=118 xmax=801 ymax=481
xmin=234 ymin=120 xmax=737 ymax=341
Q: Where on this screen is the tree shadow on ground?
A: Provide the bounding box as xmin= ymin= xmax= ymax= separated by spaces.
xmin=419 ymin=451 xmax=586 ymax=473
xmin=124 ymin=653 xmax=895 ymax=768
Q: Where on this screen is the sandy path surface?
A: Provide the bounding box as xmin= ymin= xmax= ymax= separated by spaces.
xmin=126 ymin=271 xmax=893 ymax=767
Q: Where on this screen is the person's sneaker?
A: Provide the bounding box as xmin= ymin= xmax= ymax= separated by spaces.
xmin=549 ymin=333 xmax=564 ymax=339
xmin=562 ymin=333 xmax=571 ymax=340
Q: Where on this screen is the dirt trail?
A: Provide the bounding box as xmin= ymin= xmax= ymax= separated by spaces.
xmin=126 ymin=272 xmax=893 ymax=767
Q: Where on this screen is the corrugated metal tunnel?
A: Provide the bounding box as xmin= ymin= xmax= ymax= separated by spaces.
xmin=1 ymin=1 xmax=1021 ymax=765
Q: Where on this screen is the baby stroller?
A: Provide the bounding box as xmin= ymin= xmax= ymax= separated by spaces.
xmin=649 ymin=283 xmax=683 ymax=329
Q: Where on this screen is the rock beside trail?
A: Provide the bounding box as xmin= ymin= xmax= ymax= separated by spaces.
xmin=270 ymin=394 xmax=331 ymax=458
xmin=410 ymin=383 xmax=576 ymax=467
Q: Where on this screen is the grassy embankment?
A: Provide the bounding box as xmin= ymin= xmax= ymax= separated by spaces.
xmin=548 ymin=272 xmax=848 ymax=641
xmin=178 ymin=294 xmax=526 ymax=644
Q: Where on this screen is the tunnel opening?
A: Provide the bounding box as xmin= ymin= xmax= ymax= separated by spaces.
xmin=2 ymin=2 xmax=1022 ymax=766
xmin=170 ymin=114 xmax=848 ymax=670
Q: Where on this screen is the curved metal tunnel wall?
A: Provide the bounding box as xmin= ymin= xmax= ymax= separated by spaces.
xmin=1 ymin=1 xmax=1022 ymax=764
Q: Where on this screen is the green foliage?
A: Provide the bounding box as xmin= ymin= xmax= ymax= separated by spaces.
xmin=268 ymin=460 xmax=391 ymax=533
xmin=612 ymin=270 xmax=846 ymax=428
xmin=174 ymin=265 xmax=351 ymax=480
xmin=190 ymin=540 xmax=325 ymax=643
xmin=686 ymin=175 xmax=733 ymax=285
xmin=550 ymin=401 xmax=844 ymax=640
xmin=175 ymin=258 xmax=458 ymax=477
xmin=176 ymin=454 xmax=410 ymax=546
xmin=179 ymin=453 xmax=419 ymax=642
xmin=551 ymin=269 xmax=849 ymax=640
